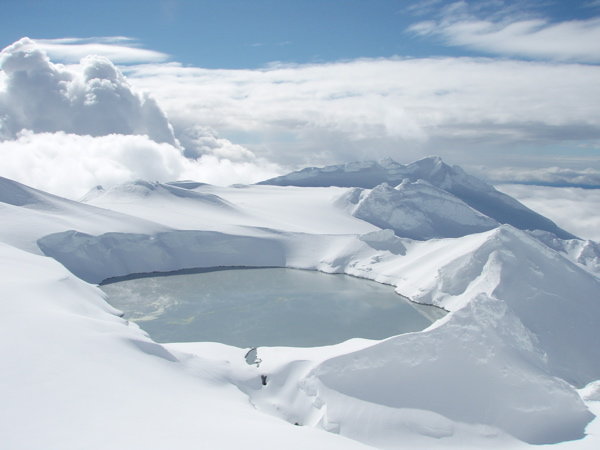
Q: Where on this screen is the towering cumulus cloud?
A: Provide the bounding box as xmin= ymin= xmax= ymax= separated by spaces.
xmin=0 ymin=38 xmax=279 ymax=198
xmin=0 ymin=38 xmax=177 ymax=144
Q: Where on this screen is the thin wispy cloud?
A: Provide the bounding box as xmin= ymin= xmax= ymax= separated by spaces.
xmin=408 ymin=2 xmax=600 ymax=63
xmin=33 ymin=36 xmax=170 ymax=64
xmin=406 ymin=0 xmax=447 ymax=16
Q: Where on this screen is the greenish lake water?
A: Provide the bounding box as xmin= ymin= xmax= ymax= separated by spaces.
xmin=100 ymin=268 xmax=445 ymax=347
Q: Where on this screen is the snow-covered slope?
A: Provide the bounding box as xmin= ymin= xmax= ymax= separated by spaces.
xmin=1 ymin=169 xmax=599 ymax=449
xmin=260 ymin=157 xmax=575 ymax=239
xmin=0 ymin=176 xmax=166 ymax=252
xmin=0 ymin=242 xmax=371 ymax=450
xmin=528 ymin=230 xmax=600 ymax=277
xmin=298 ymin=226 xmax=600 ymax=443
xmin=347 ymin=180 xmax=498 ymax=240
xmin=85 ymin=181 xmax=378 ymax=235
xmin=91 ymin=179 xmax=232 ymax=206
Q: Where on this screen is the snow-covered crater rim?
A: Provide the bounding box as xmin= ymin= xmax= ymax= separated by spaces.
xmin=31 ymin=224 xmax=600 ymax=445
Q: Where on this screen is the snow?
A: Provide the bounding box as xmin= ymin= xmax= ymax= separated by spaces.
xmin=308 ymin=308 xmax=583 ymax=443
xmin=260 ymin=156 xmax=575 ymax=239
xmin=528 ymin=230 xmax=600 ymax=277
xmin=1 ymin=160 xmax=600 ymax=449
xmin=0 ymin=242 xmax=372 ymax=450
xmin=2 ymin=38 xmax=599 ymax=448
xmin=85 ymin=181 xmax=378 ymax=235
xmin=0 ymin=176 xmax=166 ymax=253
xmin=349 ymin=180 xmax=498 ymax=240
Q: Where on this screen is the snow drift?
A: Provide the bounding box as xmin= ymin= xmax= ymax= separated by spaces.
xmin=307 ymin=291 xmax=590 ymax=445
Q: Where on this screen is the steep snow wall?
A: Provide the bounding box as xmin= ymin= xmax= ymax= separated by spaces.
xmin=38 ymin=230 xmax=287 ymax=284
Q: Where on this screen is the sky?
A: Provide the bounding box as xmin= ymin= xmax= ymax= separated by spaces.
xmin=3 ymin=0 xmax=600 ymax=68
xmin=1 ymin=0 xmax=600 ymax=202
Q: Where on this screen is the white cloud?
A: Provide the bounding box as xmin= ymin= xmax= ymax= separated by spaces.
xmin=408 ymin=6 xmax=600 ymax=63
xmin=0 ymin=38 xmax=284 ymax=197
xmin=124 ymin=56 xmax=600 ymax=167
xmin=498 ymin=184 xmax=600 ymax=242
xmin=482 ymin=166 xmax=600 ymax=187
xmin=0 ymin=131 xmax=281 ymax=199
xmin=33 ymin=37 xmax=169 ymax=64
xmin=0 ymin=38 xmax=265 ymax=163
xmin=0 ymin=38 xmax=177 ymax=144
xmin=2 ymin=36 xmax=600 ymax=203
xmin=407 ymin=0 xmax=447 ymax=16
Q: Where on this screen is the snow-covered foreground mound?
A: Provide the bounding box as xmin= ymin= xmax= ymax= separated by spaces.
xmin=1 ymin=159 xmax=600 ymax=449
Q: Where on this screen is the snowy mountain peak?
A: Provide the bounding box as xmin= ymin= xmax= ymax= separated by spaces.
xmin=3 ymin=172 xmax=600 ymax=448
xmin=260 ymin=157 xmax=576 ymax=239
xmin=402 ymin=156 xmax=486 ymax=192
xmin=408 ymin=155 xmax=444 ymax=170
xmin=260 ymin=155 xmax=473 ymax=190
xmin=378 ymin=156 xmax=401 ymax=168
xmin=79 ymin=185 xmax=106 ymax=203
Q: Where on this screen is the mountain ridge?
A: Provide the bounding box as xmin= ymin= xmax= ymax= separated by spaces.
xmin=259 ymin=156 xmax=576 ymax=239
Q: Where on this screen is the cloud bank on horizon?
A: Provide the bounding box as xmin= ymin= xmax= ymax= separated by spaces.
xmin=1 ymin=0 xmax=599 ymax=199
xmin=125 ymin=56 xmax=600 ymax=171
xmin=498 ymin=184 xmax=600 ymax=242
